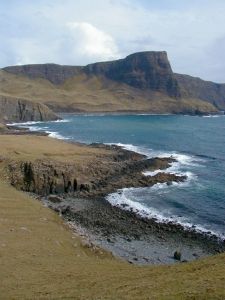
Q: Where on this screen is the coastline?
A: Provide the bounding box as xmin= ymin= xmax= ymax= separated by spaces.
xmin=45 ymin=195 xmax=224 ymax=265
xmin=1 ymin=121 xmax=225 ymax=265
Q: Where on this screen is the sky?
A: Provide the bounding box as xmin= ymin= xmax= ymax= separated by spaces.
xmin=1 ymin=0 xmax=225 ymax=82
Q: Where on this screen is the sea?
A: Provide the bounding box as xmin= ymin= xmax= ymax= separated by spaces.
xmin=14 ymin=114 xmax=225 ymax=239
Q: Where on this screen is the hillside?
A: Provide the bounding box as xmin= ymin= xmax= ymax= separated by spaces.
xmin=1 ymin=51 xmax=221 ymax=116
xmin=175 ymin=73 xmax=225 ymax=111
xmin=0 ymin=134 xmax=225 ymax=299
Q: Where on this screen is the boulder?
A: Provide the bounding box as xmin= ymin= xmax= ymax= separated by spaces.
xmin=174 ymin=250 xmax=182 ymax=261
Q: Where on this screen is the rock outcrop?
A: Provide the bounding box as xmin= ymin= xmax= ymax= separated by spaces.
xmin=0 ymin=94 xmax=59 ymax=123
xmin=8 ymin=161 xmax=79 ymax=195
xmin=6 ymin=146 xmax=185 ymax=197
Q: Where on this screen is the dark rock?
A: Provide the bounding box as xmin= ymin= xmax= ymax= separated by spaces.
xmin=48 ymin=195 xmax=63 ymax=203
xmin=80 ymin=183 xmax=90 ymax=192
xmin=174 ymin=250 xmax=182 ymax=261
xmin=167 ymin=181 xmax=173 ymax=186
xmin=59 ymin=205 xmax=70 ymax=214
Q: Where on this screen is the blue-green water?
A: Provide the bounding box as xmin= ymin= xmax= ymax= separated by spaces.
xmin=17 ymin=114 xmax=225 ymax=238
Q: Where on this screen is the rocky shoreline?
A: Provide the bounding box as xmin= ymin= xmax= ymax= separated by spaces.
xmin=6 ymin=141 xmax=186 ymax=197
xmin=28 ymin=143 xmax=224 ymax=265
xmin=1 ymin=126 xmax=225 ymax=264
xmin=40 ymin=191 xmax=224 ymax=265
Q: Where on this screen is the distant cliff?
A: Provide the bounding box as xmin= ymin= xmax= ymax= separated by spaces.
xmin=175 ymin=74 xmax=225 ymax=111
xmin=0 ymin=94 xmax=59 ymax=123
xmin=3 ymin=64 xmax=82 ymax=85
xmin=2 ymin=51 xmax=224 ymax=114
xmin=84 ymin=52 xmax=180 ymax=98
xmin=4 ymin=52 xmax=180 ymax=98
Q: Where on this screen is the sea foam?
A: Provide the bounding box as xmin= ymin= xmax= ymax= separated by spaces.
xmin=110 ymin=142 xmax=202 ymax=181
xmin=106 ymin=188 xmax=224 ymax=240
xmin=104 ymin=143 xmax=221 ymax=237
xmin=8 ymin=119 xmax=71 ymax=140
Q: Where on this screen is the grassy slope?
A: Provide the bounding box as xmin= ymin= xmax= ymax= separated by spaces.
xmin=0 ymin=135 xmax=112 ymax=163
xmin=0 ymin=70 xmax=217 ymax=114
xmin=0 ymin=135 xmax=225 ymax=300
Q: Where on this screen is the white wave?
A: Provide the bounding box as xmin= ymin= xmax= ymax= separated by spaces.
xmin=111 ymin=142 xmax=202 ymax=163
xmin=202 ymin=115 xmax=224 ymax=118
xmin=9 ymin=123 xmax=69 ymax=140
xmin=111 ymin=143 xmax=201 ymax=182
xmin=172 ymin=153 xmax=203 ymax=166
xmin=7 ymin=118 xmax=71 ymax=141
xmin=47 ymin=131 xmax=70 ymax=140
xmin=107 ymin=143 xmax=153 ymax=158
xmin=52 ymin=119 xmax=70 ymax=123
xmin=136 ymin=113 xmax=173 ymax=116
xmin=106 ymin=189 xmax=225 ymax=240
xmin=8 ymin=121 xmax=43 ymax=126
xmin=28 ymin=126 xmax=43 ymax=132
xmin=143 ymin=169 xmax=162 ymax=176
xmin=143 ymin=168 xmax=196 ymax=182
xmin=8 ymin=118 xmax=70 ymax=126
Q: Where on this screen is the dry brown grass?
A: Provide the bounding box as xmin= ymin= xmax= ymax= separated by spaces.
xmin=0 ymin=135 xmax=225 ymax=299
xmin=0 ymin=135 xmax=112 ymax=163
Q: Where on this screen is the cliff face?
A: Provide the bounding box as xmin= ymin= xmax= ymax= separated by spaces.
xmin=175 ymin=74 xmax=225 ymax=110
xmin=0 ymin=94 xmax=59 ymax=123
xmin=3 ymin=64 xmax=82 ymax=85
xmin=84 ymin=52 xmax=180 ymax=97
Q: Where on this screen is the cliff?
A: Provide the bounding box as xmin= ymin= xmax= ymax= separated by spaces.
xmin=84 ymin=51 xmax=180 ymax=97
xmin=0 ymin=94 xmax=59 ymax=123
xmin=3 ymin=52 xmax=180 ymax=97
xmin=175 ymin=73 xmax=225 ymax=110
xmin=2 ymin=51 xmax=224 ymax=114
xmin=3 ymin=63 xmax=82 ymax=85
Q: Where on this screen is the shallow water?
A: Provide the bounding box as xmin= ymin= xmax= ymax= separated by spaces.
xmin=16 ymin=114 xmax=225 ymax=238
